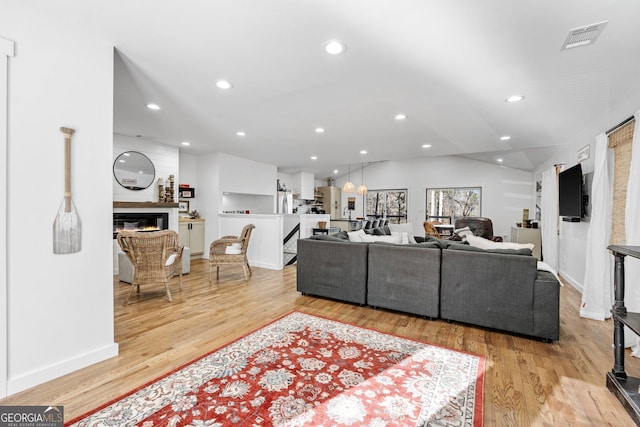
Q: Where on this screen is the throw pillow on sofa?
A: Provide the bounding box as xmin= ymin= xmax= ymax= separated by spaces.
xmin=391 ymin=231 xmax=410 ymax=244
xmin=466 ymin=234 xmax=534 ymax=251
xmin=347 ymin=229 xmax=368 ymax=242
xmin=447 ymin=242 xmax=532 ymax=256
xmin=361 ymin=233 xmax=403 ymax=244
xmin=388 ymin=222 xmax=417 ymax=243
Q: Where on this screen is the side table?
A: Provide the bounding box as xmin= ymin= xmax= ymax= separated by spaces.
xmin=606 ymin=245 xmax=640 ymax=425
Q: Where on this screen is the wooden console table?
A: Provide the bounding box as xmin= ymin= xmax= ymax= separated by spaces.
xmin=607 ymin=245 xmax=640 ymax=425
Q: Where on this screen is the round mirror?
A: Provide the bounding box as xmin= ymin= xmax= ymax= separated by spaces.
xmin=113 ymin=151 xmax=155 ymax=190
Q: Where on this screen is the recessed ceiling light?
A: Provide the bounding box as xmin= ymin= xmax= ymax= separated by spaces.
xmin=146 ymin=103 xmax=160 ymax=110
xmin=181 ymin=141 xmax=190 ymax=146
xmin=118 ymin=159 xmax=125 ymax=163
xmin=123 ymin=152 xmax=130 ymax=156
xmin=422 ymin=144 xmax=432 ymax=148
xmin=395 ymin=114 xmax=407 ymax=120
xmin=216 ymin=80 xmax=232 ymax=89
xmin=324 ymin=40 xmax=347 ymax=55
xmin=500 ymin=136 xmax=511 ymax=141
xmin=315 ymin=127 xmax=325 ymax=133
xmin=334 ymin=169 xmax=339 ymax=174
xmin=311 ymin=156 xmax=318 ymax=160
xmin=138 ymin=170 xmax=144 ymax=174
xmin=497 ymin=158 xmax=504 ymax=163
xmin=236 ymin=131 xmax=246 ymax=137
xmin=505 ymin=95 xmax=525 ymax=103
xmin=360 ymin=150 xmax=367 ymax=154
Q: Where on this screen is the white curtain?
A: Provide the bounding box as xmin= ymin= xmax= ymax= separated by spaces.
xmin=580 ymin=133 xmax=612 ymax=320
xmin=626 ymin=111 xmax=640 ymax=352
xmin=540 ymin=166 xmax=558 ymax=271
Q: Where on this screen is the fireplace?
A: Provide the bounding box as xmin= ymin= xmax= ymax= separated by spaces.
xmin=113 ymin=212 xmax=169 ymax=238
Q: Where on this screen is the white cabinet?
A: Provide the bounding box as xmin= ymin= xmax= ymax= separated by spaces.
xmin=511 ymin=227 xmax=541 ymax=260
xmin=318 ymin=186 xmax=342 ymax=219
xmin=179 ymin=219 xmax=205 ymax=256
xmin=293 ymin=172 xmax=315 ymax=200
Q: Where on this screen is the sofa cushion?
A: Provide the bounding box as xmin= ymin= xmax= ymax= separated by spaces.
xmin=367 ymin=243 xmax=441 ymax=318
xmin=423 ymin=235 xmax=468 ymax=249
xmin=330 ymin=230 xmax=350 ymax=240
xmin=372 ymin=227 xmax=390 ymax=236
xmin=446 ymin=242 xmax=533 ymax=257
xmin=466 ymin=234 xmax=534 ymax=251
xmin=388 ymin=222 xmax=417 ymax=243
xmin=361 ymin=233 xmax=403 ymax=244
xmin=309 ymin=234 xmax=350 ymax=242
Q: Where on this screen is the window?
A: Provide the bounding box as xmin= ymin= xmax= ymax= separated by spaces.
xmin=425 ymin=187 xmax=481 ymax=223
xmin=366 ymin=189 xmax=407 ymax=224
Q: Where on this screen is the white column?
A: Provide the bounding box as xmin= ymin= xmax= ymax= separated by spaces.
xmin=0 ymin=36 xmax=15 ymax=399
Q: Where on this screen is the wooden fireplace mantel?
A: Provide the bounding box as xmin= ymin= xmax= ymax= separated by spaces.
xmin=113 ymin=201 xmax=180 ymax=209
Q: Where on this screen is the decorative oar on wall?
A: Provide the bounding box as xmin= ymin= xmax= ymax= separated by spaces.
xmin=53 ymin=127 xmax=81 ymax=254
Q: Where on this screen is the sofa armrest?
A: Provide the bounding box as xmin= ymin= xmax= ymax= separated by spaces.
xmin=533 ymin=271 xmax=560 ymax=340
xmin=441 ymin=249 xmax=538 ymax=336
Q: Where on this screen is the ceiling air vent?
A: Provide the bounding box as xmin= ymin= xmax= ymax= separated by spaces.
xmin=561 ymin=21 xmax=608 ymax=50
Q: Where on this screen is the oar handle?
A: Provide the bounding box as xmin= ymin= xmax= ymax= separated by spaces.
xmin=60 ymin=127 xmax=75 ymax=212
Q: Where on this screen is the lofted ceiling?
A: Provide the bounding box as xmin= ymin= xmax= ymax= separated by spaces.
xmin=20 ymin=0 xmax=640 ymax=178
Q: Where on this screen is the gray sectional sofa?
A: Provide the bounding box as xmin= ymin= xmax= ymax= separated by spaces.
xmin=296 ymin=235 xmax=560 ymax=341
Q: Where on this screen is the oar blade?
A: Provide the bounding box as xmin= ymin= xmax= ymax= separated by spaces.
xmin=53 ymin=199 xmax=81 ymax=254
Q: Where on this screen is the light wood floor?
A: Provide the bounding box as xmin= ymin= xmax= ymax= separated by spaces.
xmin=1 ymin=259 xmax=636 ymax=426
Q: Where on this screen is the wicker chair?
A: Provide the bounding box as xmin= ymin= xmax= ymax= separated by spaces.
xmin=423 ymin=221 xmax=441 ymax=238
xmin=209 ymin=224 xmax=255 ymax=282
xmin=116 ymin=230 xmax=184 ymax=306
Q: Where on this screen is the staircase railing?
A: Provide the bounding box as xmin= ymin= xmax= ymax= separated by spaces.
xmin=283 ymin=223 xmax=300 ymax=266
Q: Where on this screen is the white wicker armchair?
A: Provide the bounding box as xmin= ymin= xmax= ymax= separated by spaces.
xmin=209 ymin=224 xmax=255 ymax=282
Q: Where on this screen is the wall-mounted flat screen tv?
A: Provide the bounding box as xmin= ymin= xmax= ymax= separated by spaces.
xmin=558 ymin=163 xmax=583 ymax=219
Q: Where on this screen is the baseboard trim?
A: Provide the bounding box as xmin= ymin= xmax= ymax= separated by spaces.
xmin=558 ymin=269 xmax=583 ymax=293
xmin=6 ymin=342 xmax=119 ymax=396
xmin=250 ymin=260 xmax=283 ymax=271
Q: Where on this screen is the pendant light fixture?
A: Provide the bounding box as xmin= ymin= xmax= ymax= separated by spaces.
xmin=343 ymin=163 xmax=355 ymax=193
xmin=357 ymin=162 xmax=367 ymax=195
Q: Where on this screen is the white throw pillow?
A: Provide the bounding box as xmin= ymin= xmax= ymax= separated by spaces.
xmin=347 ymin=229 xmax=367 ymax=242
xmin=361 ymin=233 xmax=403 ymax=244
xmin=391 ymin=231 xmax=410 ymax=244
xmin=454 ymin=226 xmax=473 ymax=237
xmin=388 ymin=223 xmax=417 ymax=243
xmin=165 ymin=253 xmax=178 ymax=266
xmin=466 ymin=234 xmax=534 ymax=251
xmin=225 ymin=246 xmax=242 ymax=254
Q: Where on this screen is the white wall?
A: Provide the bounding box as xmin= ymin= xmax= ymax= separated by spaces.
xmin=179 ymin=152 xmax=199 ymax=213
xmin=198 ymin=153 xmax=278 ymax=257
xmin=2 ymin=12 xmax=118 ymax=394
xmin=218 ymin=153 xmax=277 ymax=196
xmin=534 ymin=141 xmax=597 ymax=291
xmin=334 ymin=157 xmax=533 ymax=240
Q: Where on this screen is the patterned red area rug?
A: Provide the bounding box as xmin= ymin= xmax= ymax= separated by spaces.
xmin=67 ymin=311 xmax=484 ymax=426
